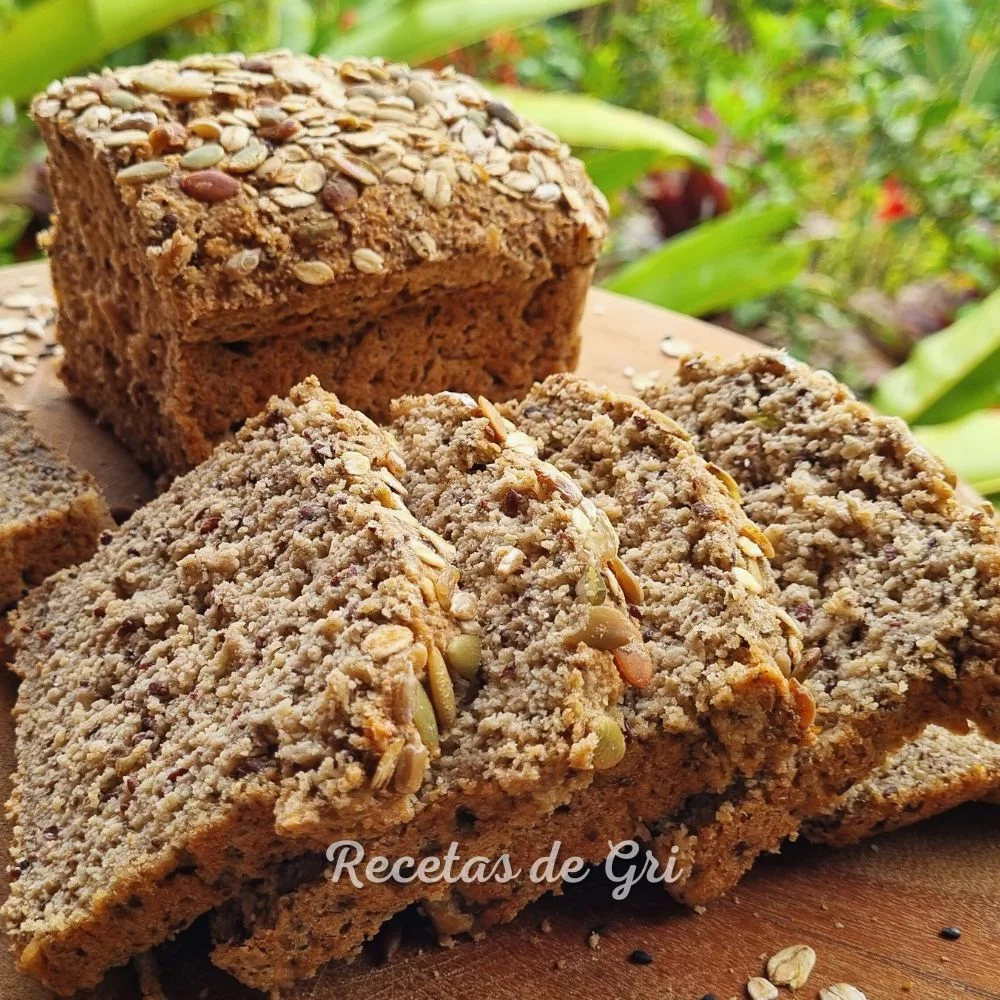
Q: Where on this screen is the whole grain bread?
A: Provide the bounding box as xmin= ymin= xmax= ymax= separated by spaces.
xmin=209 ymin=390 xmax=631 ymax=989
xmin=211 ymin=376 xmax=814 ymax=988
xmin=425 ymin=374 xmax=814 ymax=934
xmin=641 ymin=352 xmax=1000 ymax=903
xmin=805 ymin=726 xmax=1000 ymax=846
xmin=33 ymin=52 xmax=607 ymax=475
xmin=0 ymin=401 xmax=112 ymax=611
xmin=2 ymin=378 xmax=472 ymax=995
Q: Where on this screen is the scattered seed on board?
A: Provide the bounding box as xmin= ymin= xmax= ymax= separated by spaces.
xmin=819 ymin=986 xmax=867 ymax=1000
xmin=660 ymin=336 xmax=693 ymax=359
xmin=746 ymin=977 xmax=778 ymax=1000
xmin=766 ymin=945 xmax=816 ymax=989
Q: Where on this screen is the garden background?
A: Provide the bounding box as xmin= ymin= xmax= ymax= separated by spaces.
xmin=2 ymin=0 xmax=1000 ymax=500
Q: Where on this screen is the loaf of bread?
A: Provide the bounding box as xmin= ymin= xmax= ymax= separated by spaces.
xmin=210 ymin=389 xmax=632 ymax=989
xmin=1 ymin=378 xmax=475 ymax=995
xmin=208 ymin=375 xmax=815 ymax=989
xmin=0 ymin=401 xmax=111 ymax=612
xmin=804 ymin=726 xmax=1000 ymax=845
xmin=32 ymin=52 xmax=607 ymax=475
xmin=642 ymin=352 xmax=1000 ymax=903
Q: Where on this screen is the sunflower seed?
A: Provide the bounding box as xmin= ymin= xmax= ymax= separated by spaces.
xmin=766 ymin=945 xmax=816 ymax=989
xmin=737 ymin=536 xmax=764 ymax=559
xmin=384 ymin=167 xmax=415 ymax=184
xmin=220 ymin=124 xmax=251 ymax=152
xmin=115 ymin=161 xmax=170 ymax=186
xmin=181 ymin=143 xmax=224 ymax=169
xmin=707 ymin=462 xmax=741 ymax=502
xmin=103 ymin=90 xmax=141 ymax=111
xmin=819 ymin=987 xmax=866 ymax=1000
xmin=422 ymin=168 xmax=452 ymax=209
xmin=340 ymin=129 xmax=388 ymax=150
xmin=345 ymin=246 xmax=382 ymax=274
xmin=660 ymin=336 xmax=693 ymax=359
xmin=393 ymin=742 xmax=429 ymax=793
xmin=362 ymin=624 xmax=414 ymax=661
xmin=747 ymin=978 xmax=778 ymax=1000
xmin=295 ymin=160 xmax=326 ymax=193
xmin=292 ymin=260 xmax=334 ymax=285
xmin=188 ymin=117 xmax=222 ymax=139
xmin=608 ymin=555 xmax=644 ymax=606
xmin=224 ymin=249 xmax=261 ymax=279
xmin=405 ymin=231 xmax=437 ymax=259
xmin=111 ymin=111 xmax=157 ymax=132
xmin=732 ymin=566 xmax=763 ymax=595
xmin=327 ymin=150 xmax=379 ymax=186
xmin=371 ymin=737 xmax=405 ymax=790
xmin=591 ymin=715 xmax=626 ymax=770
xmin=102 ymin=129 xmax=150 ymax=148
xmin=161 ymin=76 xmax=214 ymax=101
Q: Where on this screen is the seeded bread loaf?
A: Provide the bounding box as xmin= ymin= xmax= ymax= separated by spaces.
xmin=0 ymin=400 xmax=112 ymax=612
xmin=641 ymin=352 xmax=1000 ymax=904
xmin=804 ymin=727 xmax=1000 ymax=846
xmin=211 ymin=375 xmax=815 ymax=988
xmin=2 ymin=378 xmax=473 ymax=995
xmin=33 ymin=52 xmax=607 ymax=476
xmin=209 ymin=390 xmax=631 ymax=989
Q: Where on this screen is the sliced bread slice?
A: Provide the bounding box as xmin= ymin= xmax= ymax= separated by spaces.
xmin=421 ymin=374 xmax=814 ymax=936
xmin=641 ymin=352 xmax=1000 ymax=903
xmin=2 ymin=378 xmax=470 ymax=995
xmin=805 ymin=726 xmax=1000 ymax=845
xmin=210 ymin=375 xmax=815 ymax=989
xmin=208 ymin=390 xmax=631 ymax=990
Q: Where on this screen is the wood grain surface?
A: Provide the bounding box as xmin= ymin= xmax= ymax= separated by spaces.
xmin=1 ymin=260 xmax=998 ymax=1000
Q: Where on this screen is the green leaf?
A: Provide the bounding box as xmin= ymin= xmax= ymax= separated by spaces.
xmin=324 ymin=0 xmax=608 ymax=67
xmin=579 ymin=148 xmax=662 ymax=201
xmin=914 ymin=410 xmax=1000 ymax=495
xmin=0 ymin=0 xmax=220 ymax=101
xmin=603 ymin=203 xmax=802 ymax=315
xmin=871 ymin=286 xmax=1000 ymax=424
xmin=493 ymin=85 xmax=709 ymax=168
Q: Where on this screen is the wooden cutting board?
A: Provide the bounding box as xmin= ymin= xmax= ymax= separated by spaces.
xmin=1 ymin=260 xmax=998 ymax=1000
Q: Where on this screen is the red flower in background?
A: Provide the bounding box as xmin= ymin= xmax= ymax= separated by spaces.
xmin=876 ymin=177 xmax=913 ymax=223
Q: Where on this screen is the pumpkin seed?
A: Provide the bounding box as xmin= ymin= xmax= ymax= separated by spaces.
xmin=445 ymin=634 xmax=481 ymax=681
xmin=115 ymin=161 xmax=170 ymax=186
xmin=613 ymin=641 xmax=653 ymax=688
xmin=180 ymin=143 xmax=224 ymax=169
xmin=413 ymin=682 xmax=440 ymax=755
xmin=569 ymin=604 xmax=634 ymax=651
xmin=766 ymin=945 xmax=816 ymax=989
xmin=591 ymin=715 xmax=626 ymax=770
xmin=426 ymin=645 xmax=456 ymax=730
xmin=576 ymin=565 xmax=608 ymax=606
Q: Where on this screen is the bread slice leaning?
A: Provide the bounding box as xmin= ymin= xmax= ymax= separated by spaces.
xmin=803 ymin=726 xmax=1000 ymax=845
xmin=210 ymin=375 xmax=814 ymax=989
xmin=641 ymin=351 xmax=1000 ymax=903
xmin=209 ymin=390 xmax=631 ymax=990
xmin=2 ymin=378 xmax=472 ymax=995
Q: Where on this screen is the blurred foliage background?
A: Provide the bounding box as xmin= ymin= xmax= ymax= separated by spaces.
xmin=2 ymin=0 xmax=1000 ymax=499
